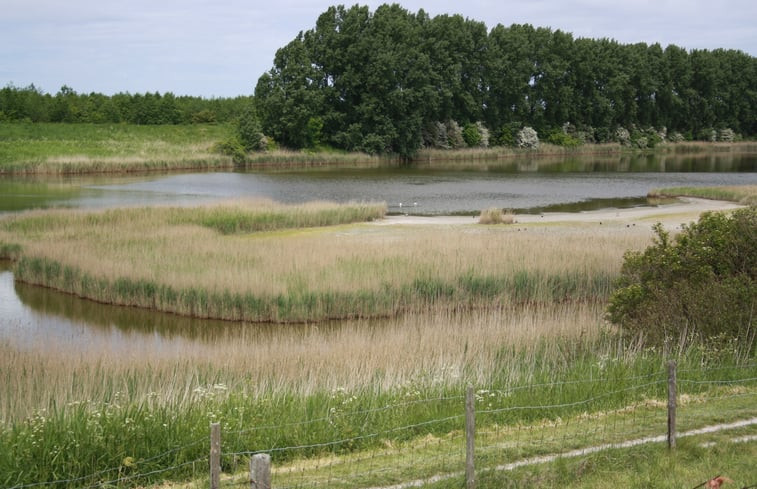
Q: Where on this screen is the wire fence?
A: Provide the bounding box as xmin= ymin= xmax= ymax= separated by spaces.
xmin=6 ymin=362 xmax=757 ymax=489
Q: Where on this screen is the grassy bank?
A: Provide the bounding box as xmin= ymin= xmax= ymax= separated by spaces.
xmin=0 ymin=122 xmax=235 ymax=173
xmin=0 ymin=201 xmax=647 ymax=322
xmin=649 ymin=185 xmax=757 ymax=205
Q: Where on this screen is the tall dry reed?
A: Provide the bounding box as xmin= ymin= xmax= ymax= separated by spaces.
xmin=0 ymin=202 xmax=651 ymax=322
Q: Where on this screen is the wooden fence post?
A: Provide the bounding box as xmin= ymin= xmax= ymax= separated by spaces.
xmin=210 ymin=422 xmax=221 ymax=489
xmin=250 ymin=453 xmax=272 ymax=489
xmin=466 ymin=386 xmax=476 ymax=489
xmin=667 ymin=361 xmax=677 ymax=449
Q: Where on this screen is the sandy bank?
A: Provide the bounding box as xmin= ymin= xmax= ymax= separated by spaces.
xmin=376 ymin=198 xmax=744 ymax=228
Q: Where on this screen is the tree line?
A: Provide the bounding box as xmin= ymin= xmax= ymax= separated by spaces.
xmin=0 ymin=84 xmax=251 ymax=125
xmin=255 ymin=3 xmax=757 ymax=157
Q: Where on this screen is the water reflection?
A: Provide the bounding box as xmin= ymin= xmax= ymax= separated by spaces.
xmin=0 ymin=260 xmax=344 ymax=354
xmin=1 ymin=152 xmax=755 ymax=215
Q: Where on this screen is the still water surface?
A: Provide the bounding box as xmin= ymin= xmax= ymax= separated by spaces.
xmin=2 ymin=153 xmax=757 ymax=215
xmin=1 ymin=152 xmax=756 ymax=354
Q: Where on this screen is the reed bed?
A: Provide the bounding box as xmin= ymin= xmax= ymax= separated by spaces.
xmin=240 ymin=149 xmax=393 ymax=170
xmin=2 ymin=301 xmax=619 ymax=485
xmin=2 ymin=308 xmax=754 ymax=488
xmin=0 ymin=302 xmax=608 ymax=424
xmin=414 ymin=143 xmax=624 ymax=163
xmin=0 ymin=201 xmax=650 ymax=322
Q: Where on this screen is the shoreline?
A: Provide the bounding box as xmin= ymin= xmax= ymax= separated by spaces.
xmin=376 ymin=197 xmax=745 ymax=228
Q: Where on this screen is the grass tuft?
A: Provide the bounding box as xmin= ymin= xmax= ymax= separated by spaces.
xmin=478 ymin=207 xmax=515 ymax=225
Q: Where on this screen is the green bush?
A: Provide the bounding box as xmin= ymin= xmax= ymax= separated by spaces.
xmin=547 ymin=130 xmax=581 ymax=147
xmin=212 ymin=137 xmax=246 ymax=163
xmin=462 ymin=123 xmax=482 ymax=147
xmin=495 ymin=122 xmax=521 ymax=147
xmin=237 ymin=105 xmax=265 ymax=151
xmin=607 ymin=207 xmax=756 ymax=354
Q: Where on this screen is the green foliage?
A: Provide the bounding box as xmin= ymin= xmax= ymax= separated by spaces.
xmin=251 ymin=6 xmax=757 ymax=157
xmin=0 ymin=83 xmax=252 ymax=124
xmin=607 ymin=207 xmax=757 ymax=353
xmin=212 ymin=137 xmax=246 ymax=163
xmin=629 ymin=127 xmax=663 ymax=149
xmin=190 ymin=109 xmax=217 ymax=123
xmin=236 ymin=105 xmax=265 ymax=151
xmin=462 ymin=122 xmax=482 ymax=147
xmin=495 ymin=123 xmax=521 ymax=146
xmin=547 ymin=130 xmax=582 ymax=147
xmin=306 ymin=116 xmax=324 ymax=148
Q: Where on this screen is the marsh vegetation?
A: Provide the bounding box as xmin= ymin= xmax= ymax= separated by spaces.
xmin=1 ymin=183 xmax=755 ymax=488
xmin=0 ymin=200 xmax=643 ymax=322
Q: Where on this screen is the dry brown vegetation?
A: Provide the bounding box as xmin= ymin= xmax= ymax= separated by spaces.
xmin=0 ymin=200 xmax=654 ymax=322
xmin=0 ymin=302 xmax=611 ymax=423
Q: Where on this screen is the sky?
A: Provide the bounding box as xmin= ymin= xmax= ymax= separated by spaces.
xmin=2 ymin=0 xmax=756 ymax=98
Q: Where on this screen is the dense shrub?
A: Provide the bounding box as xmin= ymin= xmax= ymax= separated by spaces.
xmin=615 ymin=127 xmax=631 ymax=146
xmin=422 ymin=121 xmax=449 ymax=148
xmin=446 ymin=120 xmax=465 ymax=149
xmin=547 ymin=130 xmax=581 ymax=147
xmin=237 ymin=106 xmax=265 ymax=151
xmin=607 ymin=207 xmax=756 ymax=354
xmin=495 ymin=122 xmax=521 ymax=147
xmin=462 ymin=123 xmax=482 ymax=147
xmin=719 ymin=128 xmax=736 ymax=142
xmin=213 ymin=138 xmax=246 ymax=163
xmin=516 ymin=126 xmax=539 ymax=149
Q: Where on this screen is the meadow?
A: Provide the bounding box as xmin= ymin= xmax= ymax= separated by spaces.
xmin=0 ymin=123 xmax=235 ymax=173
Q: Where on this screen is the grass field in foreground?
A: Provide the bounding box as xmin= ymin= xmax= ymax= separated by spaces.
xmin=2 ymin=322 xmax=755 ymax=489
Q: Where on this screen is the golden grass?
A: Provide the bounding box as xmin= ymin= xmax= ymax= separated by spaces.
xmin=478 ymin=207 xmax=515 ymax=224
xmin=0 ymin=201 xmax=653 ymax=322
xmin=0 ymin=302 xmax=611 ymax=424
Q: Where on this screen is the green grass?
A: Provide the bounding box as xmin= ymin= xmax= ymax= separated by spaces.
xmin=0 ymin=122 xmax=234 ymax=173
xmin=649 ymin=185 xmax=757 ymax=205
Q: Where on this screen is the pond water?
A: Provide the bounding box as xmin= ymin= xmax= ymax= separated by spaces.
xmin=1 ymin=151 xmax=756 ymax=354
xmin=2 ymin=152 xmax=756 ymax=215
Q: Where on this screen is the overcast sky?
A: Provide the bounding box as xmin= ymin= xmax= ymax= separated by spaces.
xmin=2 ymin=0 xmax=755 ymax=98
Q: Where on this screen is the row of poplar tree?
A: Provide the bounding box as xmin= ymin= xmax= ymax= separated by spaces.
xmin=254 ymin=4 xmax=757 ymax=156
